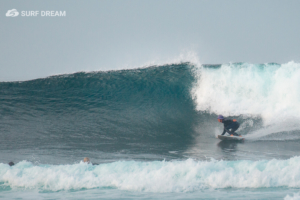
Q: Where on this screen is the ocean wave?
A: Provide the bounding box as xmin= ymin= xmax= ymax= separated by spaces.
xmin=1 ymin=157 xmax=300 ymax=192
xmin=1 ymin=62 xmax=300 ymax=148
xmin=0 ymin=64 xmax=198 ymax=154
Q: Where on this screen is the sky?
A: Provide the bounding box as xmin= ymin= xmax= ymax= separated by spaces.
xmin=1 ymin=0 xmax=300 ymax=81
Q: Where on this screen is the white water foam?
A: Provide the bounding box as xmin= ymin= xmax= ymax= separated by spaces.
xmin=2 ymin=157 xmax=300 ymax=192
xmin=285 ymin=193 xmax=300 ymax=200
xmin=191 ymin=61 xmax=300 ymax=139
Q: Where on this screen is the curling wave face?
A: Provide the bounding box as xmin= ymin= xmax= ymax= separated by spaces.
xmin=0 ymin=64 xmax=198 ymax=161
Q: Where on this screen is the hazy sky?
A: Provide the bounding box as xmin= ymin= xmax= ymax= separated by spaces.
xmin=1 ymin=0 xmax=300 ymax=81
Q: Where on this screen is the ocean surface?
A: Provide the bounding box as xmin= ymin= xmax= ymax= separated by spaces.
xmin=1 ymin=62 xmax=300 ymax=199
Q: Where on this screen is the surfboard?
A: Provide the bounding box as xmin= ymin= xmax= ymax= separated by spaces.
xmin=217 ymin=135 xmax=244 ymax=141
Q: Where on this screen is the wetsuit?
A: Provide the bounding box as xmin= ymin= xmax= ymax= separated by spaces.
xmin=221 ymin=119 xmax=240 ymax=136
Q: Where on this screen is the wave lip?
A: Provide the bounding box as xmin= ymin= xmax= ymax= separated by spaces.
xmin=1 ymin=157 xmax=300 ymax=192
xmin=192 ymin=61 xmax=300 ymax=120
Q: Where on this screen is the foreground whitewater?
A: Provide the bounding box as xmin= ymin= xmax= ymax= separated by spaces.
xmin=2 ymin=157 xmax=300 ymax=192
xmin=1 ymin=61 xmax=300 ymax=199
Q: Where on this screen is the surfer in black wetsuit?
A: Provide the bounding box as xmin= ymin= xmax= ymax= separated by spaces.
xmin=218 ymin=115 xmax=240 ymax=136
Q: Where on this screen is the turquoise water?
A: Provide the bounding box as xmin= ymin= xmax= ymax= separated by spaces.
xmin=1 ymin=188 xmax=299 ymax=199
xmin=1 ymin=62 xmax=300 ymax=199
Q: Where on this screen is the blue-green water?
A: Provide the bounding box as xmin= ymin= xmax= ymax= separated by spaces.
xmin=1 ymin=62 xmax=300 ymax=199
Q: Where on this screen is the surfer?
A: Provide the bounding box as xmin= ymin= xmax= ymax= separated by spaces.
xmin=217 ymin=115 xmax=240 ymax=136
xmin=83 ymin=157 xmax=90 ymax=163
xmin=83 ymin=157 xmax=99 ymax=165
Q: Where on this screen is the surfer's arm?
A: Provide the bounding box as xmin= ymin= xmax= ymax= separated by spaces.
xmin=221 ymin=128 xmax=226 ymax=135
xmin=221 ymin=126 xmax=231 ymax=135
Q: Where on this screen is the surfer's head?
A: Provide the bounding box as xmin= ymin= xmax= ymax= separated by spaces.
xmin=8 ymin=162 xmax=14 ymax=166
xmin=217 ymin=115 xmax=224 ymax=122
xmin=83 ymin=157 xmax=90 ymax=163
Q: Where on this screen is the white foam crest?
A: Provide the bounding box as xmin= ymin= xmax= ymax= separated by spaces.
xmin=131 ymin=50 xmax=201 ymax=70
xmin=191 ymin=61 xmax=300 ymax=137
xmin=2 ymin=157 xmax=300 ymax=192
xmin=285 ymin=193 xmax=300 ymax=200
xmin=4 ymin=51 xmax=202 ymax=82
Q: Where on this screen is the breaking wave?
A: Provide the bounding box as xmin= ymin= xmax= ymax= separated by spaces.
xmin=2 ymin=157 xmax=300 ymax=192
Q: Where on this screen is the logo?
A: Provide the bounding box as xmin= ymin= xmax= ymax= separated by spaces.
xmin=5 ymin=9 xmax=66 ymax=17
xmin=6 ymin=9 xmax=19 ymax=17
